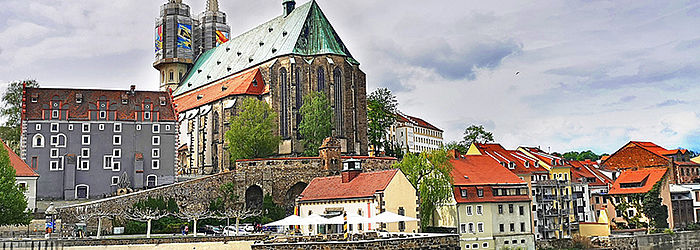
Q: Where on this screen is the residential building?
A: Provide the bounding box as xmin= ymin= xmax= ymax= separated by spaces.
xmin=384 ymin=112 xmax=443 ymax=154
xmin=21 ymin=86 xmax=177 ymax=200
xmin=167 ymin=0 xmax=370 ymax=175
xmin=4 ymin=139 xmax=39 ymax=212
xmin=436 ymin=151 xmax=535 ymax=250
xmin=607 ymin=168 xmax=673 ymax=229
xmin=673 ymin=184 xmax=700 ymax=223
xmin=670 ymin=185 xmax=695 ymax=228
xmin=296 ymin=165 xmax=418 ymax=234
xmin=603 ymin=141 xmax=699 ymax=184
xmin=570 ymin=160 xmax=613 ymax=225
xmin=518 ymin=147 xmax=573 ymax=239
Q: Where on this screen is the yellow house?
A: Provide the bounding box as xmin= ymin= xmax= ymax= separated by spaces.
xmin=296 ymin=163 xmax=419 ymax=234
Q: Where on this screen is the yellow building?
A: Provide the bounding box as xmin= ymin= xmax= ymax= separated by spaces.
xmin=296 ymin=162 xmax=419 ymax=234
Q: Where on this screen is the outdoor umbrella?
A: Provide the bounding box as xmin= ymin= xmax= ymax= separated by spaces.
xmin=327 ymin=213 xmax=374 ymax=225
xmin=369 ymin=211 xmax=419 ymax=223
xmin=264 ymin=215 xmax=305 ymax=226
xmin=302 ymin=214 xmax=332 ymax=225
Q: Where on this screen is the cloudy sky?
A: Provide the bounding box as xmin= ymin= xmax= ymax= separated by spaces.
xmin=1 ymin=0 xmax=699 ymax=154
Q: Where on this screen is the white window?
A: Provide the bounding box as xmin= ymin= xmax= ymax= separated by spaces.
xmin=112 ymin=161 xmax=121 ymax=172
xmin=78 ymin=160 xmax=90 ymax=170
xmin=52 ymin=110 xmax=59 ymax=118
xmin=165 ymin=125 xmax=170 ymax=131
xmin=468 ymin=222 xmax=474 ymax=233
xmin=111 ymin=176 xmax=119 ymax=185
xmin=50 ymin=123 xmax=59 ymax=132
xmin=136 ymin=124 xmax=141 ymax=131
xmin=113 ymin=148 xmax=121 ymax=158
xmin=99 ymin=110 xmax=106 ymax=119
xmin=472 ymin=243 xmax=479 ymax=249
xmin=68 ymin=124 xmax=73 ymax=131
xmin=103 ymin=155 xmax=113 ymax=169
xmin=152 ymin=124 xmax=160 ymax=133
xmin=160 ymin=99 xmax=166 ymax=106
xmin=50 ymin=161 xmax=60 ymax=171
xmin=99 ymin=124 xmax=105 ymax=130
xmin=82 ymin=123 xmax=90 ymax=132
xmin=113 ymin=135 xmax=121 ymax=145
xmin=146 ymin=175 xmax=157 ymax=188
xmin=144 ymin=112 xmax=151 ymax=120
xmin=478 ymin=222 xmax=484 ymax=232
xmin=482 ymin=242 xmax=488 ymax=248
xmin=476 ymin=205 xmax=483 ymax=215
xmin=81 ymin=148 xmax=89 ymax=158
xmin=460 ymin=223 xmax=466 ymax=234
xmin=82 ymin=135 xmax=90 ymax=145
xmin=75 ymin=184 xmax=89 ymax=199
xmin=114 ymin=123 xmax=122 ymax=132
xmin=152 ymin=148 xmax=160 ymax=158
xmin=50 ymin=135 xmax=58 ymax=146
xmin=35 ymin=124 xmax=41 ymax=131
xmin=32 ymin=134 xmax=44 ymax=148
xmin=466 ymin=206 xmax=473 ymax=216
xmin=56 ymin=134 xmax=66 ymax=147
xmin=152 ymin=159 xmax=160 ymax=169
xmin=152 ymin=136 xmax=160 ymax=146
xmin=50 ymin=148 xmax=59 ymax=158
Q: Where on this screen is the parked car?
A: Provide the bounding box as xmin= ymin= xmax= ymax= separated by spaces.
xmin=223 ymin=225 xmax=249 ymax=236
xmin=200 ymin=225 xmax=223 ymax=235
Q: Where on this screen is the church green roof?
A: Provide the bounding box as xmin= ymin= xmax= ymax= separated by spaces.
xmin=175 ymin=0 xmax=357 ymax=96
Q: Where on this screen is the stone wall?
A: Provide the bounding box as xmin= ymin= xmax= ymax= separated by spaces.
xmin=1 ymin=235 xmax=263 ymax=249
xmin=251 ymin=234 xmax=459 ymax=250
xmin=538 ymin=230 xmax=700 ymax=250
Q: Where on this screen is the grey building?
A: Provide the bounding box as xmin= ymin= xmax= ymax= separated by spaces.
xmin=21 ymin=86 xmax=177 ymax=201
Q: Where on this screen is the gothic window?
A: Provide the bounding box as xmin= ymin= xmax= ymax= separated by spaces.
xmin=317 ymin=67 xmax=325 ymax=91
xmin=280 ymin=68 xmax=289 ymax=138
xmin=295 ymin=67 xmax=303 ymax=138
xmin=32 ymin=134 xmax=44 ymax=148
xmin=169 ymin=70 xmax=174 ymax=82
xmin=333 ymin=67 xmax=343 ymax=136
xmin=213 ymin=111 xmax=219 ymax=134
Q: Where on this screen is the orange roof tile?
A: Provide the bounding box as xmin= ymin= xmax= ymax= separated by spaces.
xmin=473 ymin=143 xmax=548 ymax=175
xmin=174 ymin=68 xmax=265 ymax=112
xmin=609 ymin=168 xmax=667 ymax=195
xmin=2 ymin=139 xmax=38 ymax=177
xmin=570 ymin=160 xmax=612 ymax=186
xmin=298 ymin=169 xmax=399 ymax=202
xmin=450 ymin=155 xmax=525 ymax=186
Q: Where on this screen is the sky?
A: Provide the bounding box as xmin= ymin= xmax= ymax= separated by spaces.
xmin=1 ymin=0 xmax=699 ymax=154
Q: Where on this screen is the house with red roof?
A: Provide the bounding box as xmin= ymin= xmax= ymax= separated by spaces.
xmin=602 ymin=141 xmax=699 ymax=184
xmin=3 ymin=139 xmax=39 ymax=212
xmin=296 ymin=162 xmax=418 ymax=234
xmin=570 ymin=160 xmax=614 ymax=225
xmin=605 ymin=167 xmax=674 ymax=229
xmin=380 ymin=111 xmax=443 ymax=155
xmin=433 ymin=152 xmax=535 ymax=250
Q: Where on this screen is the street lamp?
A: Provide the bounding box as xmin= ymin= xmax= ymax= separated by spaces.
xmin=45 ymin=202 xmax=58 ymax=238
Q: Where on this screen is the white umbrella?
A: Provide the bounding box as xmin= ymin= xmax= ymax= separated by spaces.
xmin=327 ymin=213 xmax=373 ymax=224
xmin=302 ymin=214 xmax=331 ymax=225
xmin=264 ymin=215 xmax=305 ymax=226
xmin=370 ymin=211 xmax=418 ymax=223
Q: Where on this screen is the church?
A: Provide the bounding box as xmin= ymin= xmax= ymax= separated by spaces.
xmin=154 ymin=0 xmax=369 ymax=174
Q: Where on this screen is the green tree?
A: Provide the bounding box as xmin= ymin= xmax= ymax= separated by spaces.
xmin=0 ymin=143 xmax=31 ymax=226
xmin=461 ymin=124 xmax=494 ymax=146
xmin=225 ymin=98 xmax=280 ymax=163
xmin=298 ymin=92 xmax=333 ymax=156
xmin=1 ymin=80 xmax=39 ymax=153
xmin=367 ymin=88 xmax=398 ymax=155
xmin=562 ymin=150 xmax=601 ymax=161
xmin=445 ymin=141 xmax=469 ymax=154
xmin=243 ymin=194 xmax=286 ymax=225
xmin=394 ymin=149 xmax=453 ymax=228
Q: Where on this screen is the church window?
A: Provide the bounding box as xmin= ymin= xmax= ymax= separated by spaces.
xmin=169 ymin=70 xmax=174 ymax=82
xmin=213 ymin=111 xmax=219 ymax=134
xmin=280 ymin=68 xmax=289 ymax=138
xmin=333 ymin=67 xmax=343 ymax=136
xmin=295 ymin=67 xmax=303 ymax=138
xmin=317 ymin=67 xmax=325 ymax=91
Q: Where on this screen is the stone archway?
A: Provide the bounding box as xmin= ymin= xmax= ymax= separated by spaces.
xmin=245 ymin=185 xmax=264 ymax=210
xmin=284 ymin=182 xmax=308 ymax=213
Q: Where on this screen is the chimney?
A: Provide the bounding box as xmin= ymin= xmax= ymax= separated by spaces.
xmin=341 ymin=158 xmax=362 ymax=183
xmin=130 ymin=85 xmax=136 ymax=95
xmin=283 ymin=0 xmax=295 ymax=16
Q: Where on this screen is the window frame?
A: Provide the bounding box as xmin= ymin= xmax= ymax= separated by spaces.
xmin=82 ymin=123 xmax=90 ymax=132
xmin=103 ymin=155 xmax=113 ymax=170
xmin=111 ymin=176 xmax=119 ymax=186
xmin=152 ymin=159 xmax=160 ymax=170
xmin=50 ymin=161 xmax=60 ymax=171
xmin=50 ymin=148 xmax=59 ymax=158
xmin=50 ymin=123 xmax=59 ymax=132
xmin=152 ymin=136 xmax=160 ymax=146
xmin=81 ymin=148 xmax=90 ymax=158
xmin=32 ymin=134 xmax=44 ymax=148
xmin=112 ymin=161 xmax=121 ymax=172
xmin=152 ymin=148 xmax=160 ymax=158
xmin=152 ymin=124 xmax=160 ymax=133
xmin=113 ymin=148 xmax=121 ymax=158
xmin=113 ymin=135 xmax=121 ymax=145
xmin=82 ymin=135 xmax=90 ymax=145
xmin=79 ymin=160 xmax=89 ymax=171
xmin=114 ymin=123 xmax=122 ymax=132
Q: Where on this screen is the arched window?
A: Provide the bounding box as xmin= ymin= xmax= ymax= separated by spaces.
xmin=57 ymin=134 xmax=66 ymax=147
xmin=32 ymin=134 xmax=44 ymax=148
xmin=212 ymin=111 xmax=219 ymax=134
xmin=169 ymin=70 xmax=174 ymax=82
xmin=317 ymin=67 xmax=325 ymax=91
xmin=146 ymin=175 xmax=157 ymax=188
xmin=295 ymin=67 xmax=303 ymax=138
xmin=280 ymin=68 xmax=289 ymax=138
xmin=333 ymin=67 xmax=343 ymax=136
xmin=75 ymin=184 xmax=89 ymax=199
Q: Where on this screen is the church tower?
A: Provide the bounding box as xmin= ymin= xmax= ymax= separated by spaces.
xmin=154 ymin=0 xmax=195 ymax=92
xmin=193 ymin=0 xmax=231 ymax=58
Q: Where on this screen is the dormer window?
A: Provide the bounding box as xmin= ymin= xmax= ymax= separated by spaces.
xmin=121 ymin=94 xmax=128 ymax=105
xmin=460 ymin=189 xmax=467 ymax=198
xmin=508 ymin=162 xmax=516 ymax=169
xmin=75 ymin=94 xmax=83 ymax=104
xmin=99 ymin=111 xmax=106 ymax=119
xmin=52 ymin=110 xmax=59 ymax=118
xmin=144 ymin=112 xmax=151 ymax=120
xmin=524 ymin=161 xmax=530 ymax=168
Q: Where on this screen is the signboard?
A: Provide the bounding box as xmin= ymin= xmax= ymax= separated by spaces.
xmin=155 ymin=25 xmax=163 ymax=54
xmin=177 ymin=24 xmax=192 ymax=49
xmin=216 ymin=30 xmax=229 ymax=46
xmin=113 ymin=227 xmax=125 ymax=234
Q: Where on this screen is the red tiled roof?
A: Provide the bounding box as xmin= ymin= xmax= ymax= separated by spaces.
xmin=1 ymin=139 xmax=38 ymax=177
xmin=23 ymin=87 xmax=176 ymax=122
xmin=298 ymin=169 xmax=399 ymax=201
xmin=570 ymin=160 xmax=612 ymax=186
xmin=473 ymin=143 xmax=547 ymax=175
xmin=519 ymin=147 xmax=568 ymax=167
xmin=405 ymin=114 xmax=442 ymax=132
xmin=629 ymin=141 xmax=691 ymax=158
xmin=449 ymin=155 xmax=525 ymax=186
xmin=453 ymin=186 xmax=530 ymax=203
xmin=609 ymin=168 xmax=667 ymax=195
xmin=173 ymin=68 xmax=265 ymax=112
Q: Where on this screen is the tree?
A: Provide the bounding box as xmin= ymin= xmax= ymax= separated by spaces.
xmin=0 ymin=143 xmax=31 ymax=226
xmin=244 ymin=195 xmax=286 ymax=225
xmin=461 ymin=124 xmax=494 ymax=146
xmin=122 ymin=197 xmax=177 ymax=238
xmin=562 ymin=150 xmax=601 ymax=161
xmin=393 ymin=149 xmax=453 ymax=228
xmin=1 ymin=80 xmax=39 ymax=153
xmin=225 ymin=98 xmax=280 ymax=163
xmin=445 ymin=141 xmax=469 ymax=154
xmin=209 ymin=182 xmax=260 ymax=234
xmin=298 ymin=92 xmax=333 ymax=156
xmin=367 ymin=88 xmax=398 ymax=155
xmin=383 ymin=140 xmax=404 ymax=159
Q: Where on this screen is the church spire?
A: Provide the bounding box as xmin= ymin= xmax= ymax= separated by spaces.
xmin=206 ymin=0 xmax=219 ymax=12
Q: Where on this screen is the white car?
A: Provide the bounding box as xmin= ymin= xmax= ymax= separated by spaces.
xmin=223 ymin=226 xmax=249 ymax=236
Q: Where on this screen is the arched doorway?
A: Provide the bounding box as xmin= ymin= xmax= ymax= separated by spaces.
xmin=285 ymin=182 xmax=308 ymax=213
xmin=245 ymin=185 xmax=264 ymax=210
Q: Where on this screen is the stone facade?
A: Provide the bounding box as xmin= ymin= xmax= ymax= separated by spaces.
xmin=251 ymin=234 xmax=459 ymax=250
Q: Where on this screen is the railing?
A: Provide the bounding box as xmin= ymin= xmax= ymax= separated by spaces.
xmin=2 ymin=240 xmax=63 ymax=250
